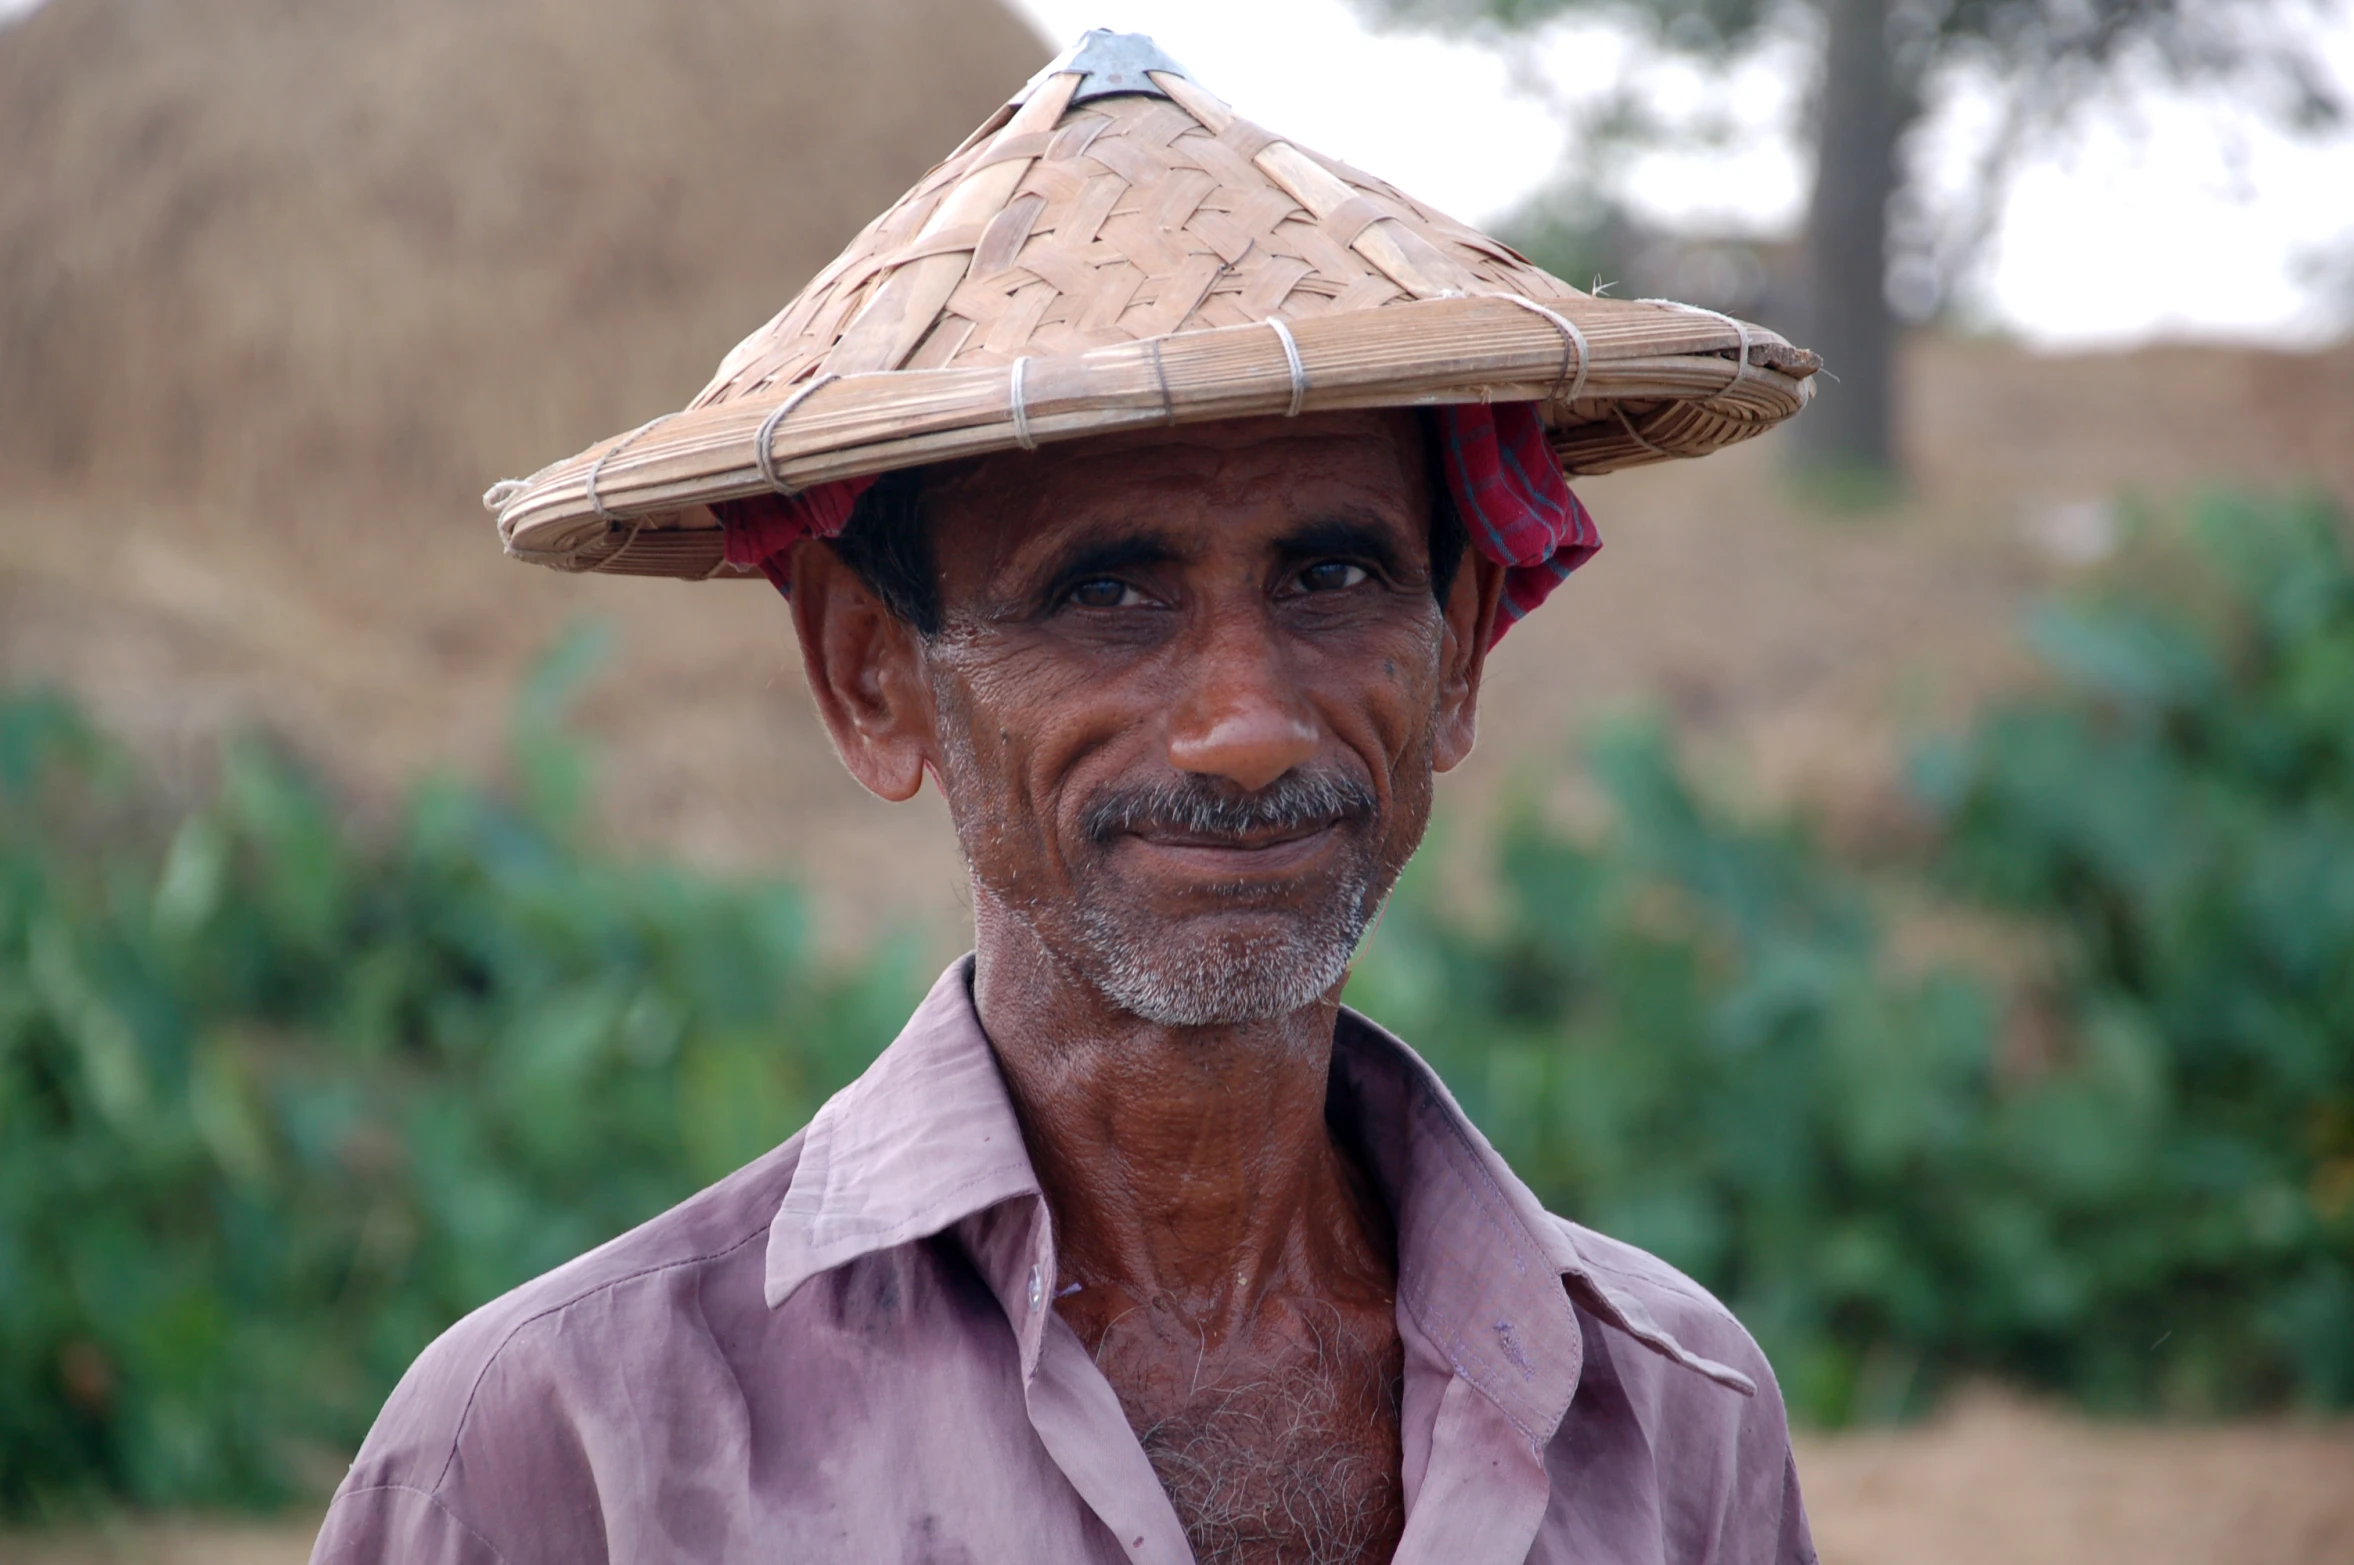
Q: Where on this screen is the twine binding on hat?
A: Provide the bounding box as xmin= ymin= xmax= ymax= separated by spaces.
xmin=1147 ymin=335 xmax=1177 ymax=426
xmin=506 ymin=515 xmax=646 ymax=571
xmin=1612 ymin=404 xmax=1675 ymax=459
xmin=586 ymin=414 xmax=672 ymax=523
xmin=1640 ymin=298 xmax=1752 ymax=393
xmin=1010 ymin=356 xmax=1039 ymax=450
xmin=528 ymin=412 xmax=675 ymax=571
xmin=485 ymin=478 xmax=530 ymax=550
xmin=1266 ymin=316 xmax=1307 ymax=418
xmin=1497 ymin=293 xmax=1591 ymax=408
xmin=755 ymin=373 xmax=841 ymax=493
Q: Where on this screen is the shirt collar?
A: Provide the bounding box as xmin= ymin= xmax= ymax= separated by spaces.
xmin=763 ymin=958 xmax=1037 ymax=1308
xmin=766 ymin=957 xmax=1753 ymax=1426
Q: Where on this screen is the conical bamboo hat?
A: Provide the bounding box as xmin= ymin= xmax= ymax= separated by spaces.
xmin=489 ymin=30 xmax=1819 ymax=579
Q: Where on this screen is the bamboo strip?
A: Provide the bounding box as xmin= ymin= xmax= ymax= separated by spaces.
xmin=821 ymin=73 xmax=1082 ymax=376
xmin=1252 ymin=142 xmax=1479 ymax=301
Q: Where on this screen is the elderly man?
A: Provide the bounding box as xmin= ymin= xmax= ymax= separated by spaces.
xmin=317 ymin=32 xmax=1820 ymax=1565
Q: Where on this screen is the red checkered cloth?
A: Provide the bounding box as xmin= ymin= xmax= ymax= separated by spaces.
xmin=716 ymin=401 xmax=1598 ymax=647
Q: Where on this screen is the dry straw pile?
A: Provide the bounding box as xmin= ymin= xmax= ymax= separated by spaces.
xmin=0 ymin=0 xmax=1047 ymax=527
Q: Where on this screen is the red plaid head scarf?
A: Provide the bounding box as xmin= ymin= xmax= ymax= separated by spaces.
xmin=715 ymin=401 xmax=1598 ymax=647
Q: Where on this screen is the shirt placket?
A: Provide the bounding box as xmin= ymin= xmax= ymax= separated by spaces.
xmin=1379 ymin=1073 xmax=1591 ymax=1565
xmin=958 ymin=1197 xmax=1197 ymax=1565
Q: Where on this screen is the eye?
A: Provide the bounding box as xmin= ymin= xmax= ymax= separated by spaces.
xmin=1066 ymin=576 xmax=1146 ymax=609
xmin=1296 ymin=560 xmax=1369 ymax=594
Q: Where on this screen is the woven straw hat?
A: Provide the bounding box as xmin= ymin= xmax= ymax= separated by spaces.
xmin=487 ymin=31 xmax=1819 ymax=579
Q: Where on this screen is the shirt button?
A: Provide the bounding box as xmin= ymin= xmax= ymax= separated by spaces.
xmin=1027 ymin=1265 xmax=1043 ymax=1311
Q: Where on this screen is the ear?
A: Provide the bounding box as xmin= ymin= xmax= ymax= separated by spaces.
xmin=787 ymin=539 xmax=937 ymax=803
xmin=1432 ymin=549 xmax=1506 ymax=774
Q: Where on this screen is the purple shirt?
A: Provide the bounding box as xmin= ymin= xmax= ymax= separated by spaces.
xmin=312 ymin=960 xmax=1815 ymax=1564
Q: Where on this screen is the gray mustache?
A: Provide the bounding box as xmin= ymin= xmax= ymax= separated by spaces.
xmin=1081 ymin=769 xmax=1378 ymax=846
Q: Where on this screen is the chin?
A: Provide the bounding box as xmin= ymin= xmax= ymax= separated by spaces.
xmin=1066 ymin=901 xmax=1374 ymax=1029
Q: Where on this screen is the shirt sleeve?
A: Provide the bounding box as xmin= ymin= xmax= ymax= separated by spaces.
xmin=1547 ymin=1219 xmax=1819 ymax=1564
xmin=1701 ymin=1332 xmax=1817 ymax=1565
xmin=1778 ymin=1447 xmax=1819 ymax=1565
xmin=1627 ymin=1280 xmax=1817 ymax=1565
xmin=310 ymin=1482 xmax=511 ymax=1565
xmin=304 ymin=1283 xmax=614 ymax=1565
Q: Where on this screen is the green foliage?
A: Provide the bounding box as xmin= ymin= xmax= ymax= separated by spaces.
xmin=0 ymin=630 xmax=924 ymax=1517
xmin=1919 ymin=489 xmax=2354 ymax=1411
xmin=1354 ymin=489 xmax=2354 ymax=1423
xmin=1353 ymin=723 xmax=2013 ymax=1425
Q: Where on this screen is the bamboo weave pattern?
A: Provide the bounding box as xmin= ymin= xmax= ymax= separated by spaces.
xmin=488 ymin=45 xmax=1819 ymax=580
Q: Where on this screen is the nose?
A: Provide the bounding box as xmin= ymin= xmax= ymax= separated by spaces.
xmin=1165 ymin=604 xmax=1319 ymax=793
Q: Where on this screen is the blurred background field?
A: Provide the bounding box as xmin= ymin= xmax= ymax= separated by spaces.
xmin=4 ymin=0 xmax=2353 ymax=1559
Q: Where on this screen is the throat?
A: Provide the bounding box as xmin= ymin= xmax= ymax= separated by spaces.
xmin=976 ymin=941 xmax=1409 ymax=1560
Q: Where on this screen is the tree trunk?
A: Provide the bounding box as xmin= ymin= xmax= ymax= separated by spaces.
xmin=1797 ymin=0 xmax=1900 ymax=477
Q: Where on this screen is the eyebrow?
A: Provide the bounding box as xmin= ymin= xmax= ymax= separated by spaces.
xmin=1010 ymin=510 xmax=1420 ymax=611
xmin=1002 ymin=529 xmax=1186 ymax=615
xmin=1273 ymin=516 xmax=1416 ymax=580
xmin=1040 ymin=532 xmax=1184 ymax=587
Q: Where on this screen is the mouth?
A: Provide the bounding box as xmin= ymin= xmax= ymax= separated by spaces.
xmin=1119 ymin=818 xmax=1347 ymax=879
xmin=1078 ymin=769 xmax=1381 ymax=892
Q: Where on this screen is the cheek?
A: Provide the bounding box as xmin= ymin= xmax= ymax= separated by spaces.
xmin=1316 ymin=622 xmax=1447 ymax=856
xmin=1318 ymin=613 xmax=1448 ymax=760
xmin=922 ymin=655 xmax=1027 ymax=838
xmin=924 ymin=638 xmax=1131 ymax=869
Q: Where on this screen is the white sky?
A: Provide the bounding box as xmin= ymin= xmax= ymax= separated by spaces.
xmin=1011 ymin=0 xmax=2354 ymax=349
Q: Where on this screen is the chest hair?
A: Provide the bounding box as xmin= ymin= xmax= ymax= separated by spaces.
xmin=1126 ymin=1312 xmax=1405 ymax=1565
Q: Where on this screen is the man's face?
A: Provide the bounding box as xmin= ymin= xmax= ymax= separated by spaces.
xmin=866 ymin=410 xmax=1491 ymax=1026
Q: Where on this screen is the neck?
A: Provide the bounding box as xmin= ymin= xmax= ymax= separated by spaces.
xmin=970 ymin=900 xmax=1385 ymax=1343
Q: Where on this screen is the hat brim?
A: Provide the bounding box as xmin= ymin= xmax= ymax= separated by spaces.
xmin=492 ymin=291 xmax=1814 ymax=580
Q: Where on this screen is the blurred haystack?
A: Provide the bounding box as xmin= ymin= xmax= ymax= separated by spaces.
xmin=0 ymin=0 xmax=1047 ymax=519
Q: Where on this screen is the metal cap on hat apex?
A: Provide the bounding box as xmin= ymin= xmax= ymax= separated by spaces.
xmin=1013 ymin=28 xmax=1192 ymax=106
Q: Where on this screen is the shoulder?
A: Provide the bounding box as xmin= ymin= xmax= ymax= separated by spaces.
xmin=311 ymin=1133 xmax=805 ymax=1565
xmin=1545 ymin=1216 xmax=1817 ymax=1564
xmin=1551 ymin=1215 xmax=1775 ymax=1398
xmin=397 ymin=1130 xmax=804 ymax=1450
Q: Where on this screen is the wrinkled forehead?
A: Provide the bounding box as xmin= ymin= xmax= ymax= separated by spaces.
xmin=922 ymin=408 xmax=1432 ymax=552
